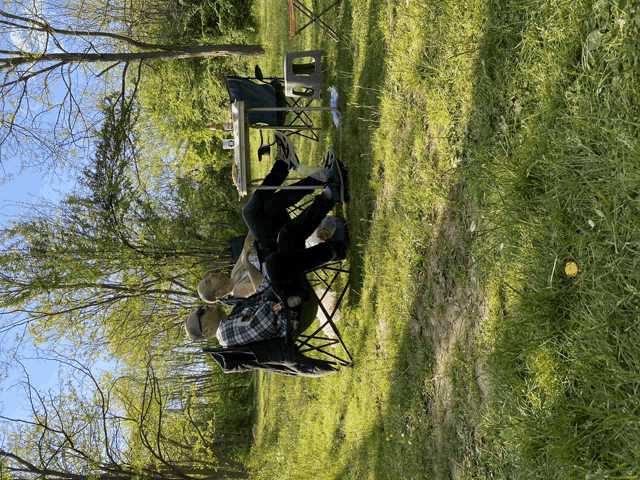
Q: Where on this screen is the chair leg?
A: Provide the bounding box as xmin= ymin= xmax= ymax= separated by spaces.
xmin=294 ymin=262 xmax=353 ymax=367
xmin=283 ymin=97 xmax=320 ymax=141
xmin=290 ymin=0 xmax=343 ymax=42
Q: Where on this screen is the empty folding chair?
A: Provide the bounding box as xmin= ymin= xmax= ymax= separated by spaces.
xmin=287 ymin=0 xmax=344 ymax=42
xmin=225 ymin=71 xmax=320 ymax=154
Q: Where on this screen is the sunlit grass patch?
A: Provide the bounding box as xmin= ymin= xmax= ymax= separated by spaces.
xmin=246 ymin=0 xmax=640 ymax=477
xmin=466 ymin=0 xmax=640 ymax=476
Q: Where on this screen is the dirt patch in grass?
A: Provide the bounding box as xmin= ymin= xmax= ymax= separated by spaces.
xmin=408 ymin=190 xmax=489 ymax=474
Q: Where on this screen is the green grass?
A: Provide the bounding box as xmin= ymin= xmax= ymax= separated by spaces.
xmin=238 ymin=0 xmax=640 ymax=478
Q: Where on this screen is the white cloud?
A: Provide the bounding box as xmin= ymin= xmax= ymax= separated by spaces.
xmin=7 ymin=0 xmax=50 ymax=53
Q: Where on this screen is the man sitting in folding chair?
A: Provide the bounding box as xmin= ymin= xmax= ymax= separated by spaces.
xmin=184 ymin=135 xmax=349 ymax=347
xmin=197 ymin=132 xmax=344 ymax=304
xmin=198 ymin=214 xmax=341 ymax=303
xmin=197 ymin=233 xmax=264 ymax=302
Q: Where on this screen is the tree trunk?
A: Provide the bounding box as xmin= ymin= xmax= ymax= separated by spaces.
xmin=2 ymin=45 xmax=264 ymax=69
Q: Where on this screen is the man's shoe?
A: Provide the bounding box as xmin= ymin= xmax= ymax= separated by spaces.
xmin=324 ymin=156 xmax=349 ymax=204
xmin=274 ymin=131 xmax=299 ymax=170
xmin=310 ymin=148 xmax=337 ymax=182
xmin=323 ymin=148 xmax=336 ymax=170
xmin=328 ymin=217 xmax=349 ymax=261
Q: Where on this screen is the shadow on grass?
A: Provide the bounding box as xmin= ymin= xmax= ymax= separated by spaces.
xmin=327 ymin=0 xmax=531 ymax=477
xmin=248 ymin=0 xmax=598 ymax=477
xmin=333 ymin=0 xmax=389 ymax=304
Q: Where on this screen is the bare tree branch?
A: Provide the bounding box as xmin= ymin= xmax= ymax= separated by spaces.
xmin=0 ymin=5 xmax=263 ymax=170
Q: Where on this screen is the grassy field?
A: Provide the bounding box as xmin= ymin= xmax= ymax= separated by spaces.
xmin=243 ymin=0 xmax=640 ymax=478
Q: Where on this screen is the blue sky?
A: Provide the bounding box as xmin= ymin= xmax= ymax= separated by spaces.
xmin=0 ymin=164 xmax=74 ymax=420
xmin=0 ymin=355 xmax=62 ymax=418
xmin=0 ymin=0 xmax=124 ymax=424
xmin=1 ymin=164 xmax=70 ymax=215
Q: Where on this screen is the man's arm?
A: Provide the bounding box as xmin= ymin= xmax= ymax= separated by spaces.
xmin=230 ymin=233 xmax=255 ymax=279
xmin=240 ymin=232 xmax=264 ymax=289
xmin=244 ymin=260 xmax=264 ymax=290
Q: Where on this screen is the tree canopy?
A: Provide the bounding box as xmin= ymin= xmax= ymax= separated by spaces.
xmin=1 ymin=90 xmax=243 ymax=359
xmin=1 ymin=0 xmax=255 ymax=475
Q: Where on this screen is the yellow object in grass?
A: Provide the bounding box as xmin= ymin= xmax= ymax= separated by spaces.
xmin=565 ymin=261 xmax=579 ymax=277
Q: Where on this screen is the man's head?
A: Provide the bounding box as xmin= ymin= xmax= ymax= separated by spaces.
xmin=198 ymin=273 xmax=234 ymax=303
xmin=184 ymin=304 xmax=227 ymax=341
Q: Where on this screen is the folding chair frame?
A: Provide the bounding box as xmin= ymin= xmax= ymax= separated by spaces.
xmin=298 ymin=260 xmax=353 ymax=367
xmin=227 ymin=73 xmax=319 ymax=145
xmin=288 ymin=0 xmax=343 ymax=42
xmin=284 ymin=199 xmax=353 ymax=367
xmin=220 ymin=207 xmax=354 ymax=370
xmin=252 ymin=98 xmax=320 ymax=143
xmin=211 ymin=259 xmax=353 ymax=371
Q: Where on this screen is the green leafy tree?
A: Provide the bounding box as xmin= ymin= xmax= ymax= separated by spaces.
xmin=0 ymin=93 xmax=242 ymax=359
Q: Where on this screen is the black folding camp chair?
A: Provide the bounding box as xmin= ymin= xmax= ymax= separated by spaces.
xmin=293 ymin=259 xmax=353 ymax=368
xmin=206 ymin=224 xmax=353 ymax=375
xmin=275 ymin=205 xmax=353 ymax=367
xmin=225 ymin=68 xmax=319 ymax=157
xmin=205 ymin=262 xmax=352 ymax=377
xmin=210 ymin=258 xmax=353 ymax=372
xmin=287 ymin=0 xmax=344 ymax=42
xmin=204 ymin=338 xmax=338 ymax=377
xmin=251 ymin=64 xmax=319 ymax=128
